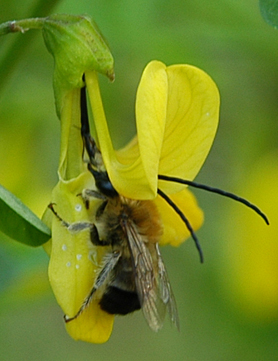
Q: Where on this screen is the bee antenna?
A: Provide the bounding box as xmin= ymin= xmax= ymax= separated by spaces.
xmin=157 ymin=188 xmax=204 ymax=263
xmin=158 ymin=175 xmax=269 ymax=225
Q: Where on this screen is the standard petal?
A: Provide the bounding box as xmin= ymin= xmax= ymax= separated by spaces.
xmin=135 ymin=60 xmax=168 ymax=196
xmin=48 ymin=172 xmax=114 ymax=343
xmin=86 ymin=62 xmax=219 ymax=199
xmin=154 ymin=188 xmax=204 ymax=247
xmin=86 ymin=62 xmax=168 ymax=200
xmin=158 ymin=64 xmax=220 ymax=194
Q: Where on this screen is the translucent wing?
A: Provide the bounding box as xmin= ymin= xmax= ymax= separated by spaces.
xmin=155 ymin=243 xmax=180 ymax=330
xmin=122 ymin=219 xmax=179 ymax=331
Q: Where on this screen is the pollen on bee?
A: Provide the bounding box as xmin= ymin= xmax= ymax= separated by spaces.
xmin=131 ymin=199 xmax=163 ymax=244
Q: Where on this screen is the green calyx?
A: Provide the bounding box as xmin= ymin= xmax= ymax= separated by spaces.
xmin=42 ymin=14 xmax=114 ymax=116
xmin=0 ymin=14 xmax=114 ymax=117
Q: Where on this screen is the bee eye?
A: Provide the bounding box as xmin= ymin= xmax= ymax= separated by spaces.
xmin=88 ymin=164 xmax=118 ymax=198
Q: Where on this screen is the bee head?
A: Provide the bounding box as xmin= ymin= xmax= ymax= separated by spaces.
xmin=88 ymin=163 xmax=118 ymax=198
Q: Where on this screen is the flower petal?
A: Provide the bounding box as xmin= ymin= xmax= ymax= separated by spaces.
xmin=117 ymin=62 xmax=219 ymax=198
xmin=58 ymin=88 xmax=85 ymax=181
xmin=87 ymin=62 xmax=219 ymax=200
xmin=46 ymin=172 xmax=114 ymax=343
xmin=158 ymin=64 xmax=220 ymax=194
xmin=86 ymin=71 xmax=151 ymax=198
xmin=223 ymin=152 xmax=278 ymax=320
xmin=86 ymin=62 xmax=168 ymax=199
xmin=135 ymin=60 xmax=168 ymax=196
xmin=66 ymin=300 xmax=114 ymax=343
xmin=155 ymin=188 xmax=204 ymax=247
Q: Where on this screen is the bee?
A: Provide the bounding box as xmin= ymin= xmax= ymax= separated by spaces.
xmin=49 ymin=84 xmax=180 ymax=331
xmin=49 ymin=79 xmax=268 ymax=332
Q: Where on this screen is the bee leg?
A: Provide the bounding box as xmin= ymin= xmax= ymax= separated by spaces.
xmin=95 ymin=200 xmax=108 ymax=219
xmin=48 ymin=203 xmax=110 ymax=245
xmin=89 ymin=221 xmax=110 ymax=246
xmin=48 ymin=203 xmax=99 ymax=236
xmin=64 ymin=250 xmax=121 ymax=323
xmin=79 ymin=188 xmax=106 ymax=209
xmin=81 ymin=188 xmax=106 ymax=201
xmin=48 ymin=203 xmax=79 ymax=230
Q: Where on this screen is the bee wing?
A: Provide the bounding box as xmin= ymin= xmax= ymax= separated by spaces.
xmin=122 ymin=220 xmax=179 ymax=331
xmin=155 ymin=243 xmax=180 ymax=330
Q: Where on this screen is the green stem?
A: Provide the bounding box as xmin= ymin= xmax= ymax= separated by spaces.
xmin=0 ymin=18 xmax=45 ymax=36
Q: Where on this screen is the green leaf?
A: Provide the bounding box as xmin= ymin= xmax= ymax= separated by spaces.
xmin=260 ymin=0 xmax=278 ymax=28
xmin=0 ymin=184 xmax=51 ymax=246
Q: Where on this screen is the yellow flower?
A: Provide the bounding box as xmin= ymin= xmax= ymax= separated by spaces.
xmin=87 ymin=61 xmax=219 ymax=200
xmin=222 ymin=151 xmax=278 ymax=322
xmin=44 ymin=60 xmax=219 ymax=343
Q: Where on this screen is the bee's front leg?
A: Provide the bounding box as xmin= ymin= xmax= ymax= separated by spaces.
xmin=80 ymin=188 xmax=106 ymax=209
xmin=48 ymin=203 xmax=109 ymax=246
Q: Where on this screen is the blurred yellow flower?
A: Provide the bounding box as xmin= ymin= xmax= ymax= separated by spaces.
xmin=223 ymin=151 xmax=278 ymax=322
xmin=44 ymin=60 xmax=220 ymax=342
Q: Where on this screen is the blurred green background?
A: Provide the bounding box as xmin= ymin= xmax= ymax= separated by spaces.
xmin=0 ymin=0 xmax=278 ymax=360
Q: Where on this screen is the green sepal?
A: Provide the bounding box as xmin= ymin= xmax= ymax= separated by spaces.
xmin=0 ymin=184 xmax=51 ymax=246
xmin=42 ymin=14 xmax=114 ymax=116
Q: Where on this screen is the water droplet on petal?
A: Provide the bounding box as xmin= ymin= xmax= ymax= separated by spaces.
xmin=75 ymin=204 xmax=82 ymax=212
